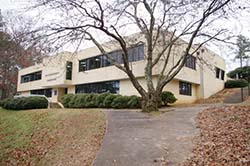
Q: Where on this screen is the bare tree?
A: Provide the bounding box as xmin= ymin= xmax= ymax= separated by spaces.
xmin=30 ymin=0 xmax=249 ymax=112
xmin=0 ymin=12 xmax=48 ymax=99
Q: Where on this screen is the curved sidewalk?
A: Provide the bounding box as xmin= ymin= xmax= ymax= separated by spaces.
xmin=93 ymin=106 xmax=207 ymax=166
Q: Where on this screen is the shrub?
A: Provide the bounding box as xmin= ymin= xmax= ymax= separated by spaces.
xmin=95 ymin=93 xmax=110 ymax=108
xmin=61 ymin=94 xmax=74 ymax=108
xmin=85 ymin=94 xmax=97 ymax=108
xmin=127 ymin=95 xmax=141 ymax=108
xmin=0 ymin=100 xmax=3 ymax=107
xmin=1 ymin=96 xmax=48 ymax=110
xmin=225 ymin=79 xmax=248 ymax=88
xmin=161 ymin=91 xmax=177 ymax=106
xmin=68 ymin=95 xmax=78 ymax=108
xmin=74 ymin=94 xmax=88 ymax=108
xmin=103 ymin=94 xmax=118 ymax=108
xmin=111 ymin=96 xmax=130 ymax=109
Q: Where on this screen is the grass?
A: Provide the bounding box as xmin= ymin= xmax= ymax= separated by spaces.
xmin=0 ymin=108 xmax=106 ymax=165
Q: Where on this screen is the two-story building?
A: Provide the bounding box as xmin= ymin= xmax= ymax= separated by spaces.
xmin=17 ymin=33 xmax=226 ymax=104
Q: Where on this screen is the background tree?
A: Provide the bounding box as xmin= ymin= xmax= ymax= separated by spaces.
xmin=235 ymin=35 xmax=250 ymax=67
xmin=228 ymin=66 xmax=250 ymax=95
xmin=0 ymin=12 xmax=48 ymax=99
xmin=30 ymin=0 xmax=249 ymax=112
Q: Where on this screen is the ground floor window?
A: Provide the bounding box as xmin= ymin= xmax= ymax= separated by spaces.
xmin=75 ymin=80 xmax=119 ymax=94
xmin=31 ymin=88 xmax=52 ymax=98
xmin=179 ymin=81 xmax=192 ymax=96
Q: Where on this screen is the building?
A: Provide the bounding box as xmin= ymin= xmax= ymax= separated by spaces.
xmin=17 ymin=33 xmax=226 ymax=104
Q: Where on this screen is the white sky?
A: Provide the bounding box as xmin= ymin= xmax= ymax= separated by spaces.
xmin=1 ymin=0 xmax=250 ymax=71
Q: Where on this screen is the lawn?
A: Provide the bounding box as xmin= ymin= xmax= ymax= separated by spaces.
xmin=0 ymin=109 xmax=106 ymax=166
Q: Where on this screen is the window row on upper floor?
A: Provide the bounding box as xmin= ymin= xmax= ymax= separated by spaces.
xmin=79 ymin=44 xmax=145 ymax=72
xmin=21 ymin=71 xmax=42 ymax=83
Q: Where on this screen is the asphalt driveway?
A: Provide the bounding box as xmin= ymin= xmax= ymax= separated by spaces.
xmin=93 ymin=106 xmax=207 ymax=166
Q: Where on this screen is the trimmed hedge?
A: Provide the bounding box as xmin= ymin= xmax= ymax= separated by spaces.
xmin=0 ymin=96 xmax=48 ymax=110
xmin=103 ymin=94 xmax=119 ymax=108
xmin=161 ymin=91 xmax=177 ymax=106
xmin=111 ymin=96 xmax=130 ymax=109
xmin=60 ymin=94 xmax=74 ymax=108
xmin=127 ymin=95 xmax=141 ymax=108
xmin=225 ymin=79 xmax=248 ymax=88
xmin=95 ymin=93 xmax=110 ymax=108
xmin=61 ymin=91 xmax=177 ymax=109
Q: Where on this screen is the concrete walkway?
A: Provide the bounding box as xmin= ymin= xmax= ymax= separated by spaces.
xmin=93 ymin=106 xmax=207 ymax=166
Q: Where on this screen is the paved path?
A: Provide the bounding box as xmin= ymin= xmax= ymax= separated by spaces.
xmin=224 ymin=88 xmax=249 ymax=104
xmin=93 ymin=106 xmax=208 ymax=166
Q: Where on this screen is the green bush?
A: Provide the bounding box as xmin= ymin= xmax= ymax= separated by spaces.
xmin=0 ymin=100 xmax=3 ymax=107
xmin=60 ymin=93 xmax=147 ymax=109
xmin=74 ymin=94 xmax=88 ymax=108
xmin=61 ymin=94 xmax=74 ymax=108
xmin=95 ymin=93 xmax=110 ymax=108
xmin=68 ymin=95 xmax=78 ymax=108
xmin=103 ymin=94 xmax=119 ymax=108
xmin=127 ymin=95 xmax=141 ymax=108
xmin=111 ymin=96 xmax=130 ymax=109
xmin=225 ymin=79 xmax=248 ymax=88
xmin=161 ymin=91 xmax=177 ymax=106
xmin=1 ymin=96 xmax=48 ymax=110
xmin=61 ymin=93 xmax=99 ymax=108
xmin=85 ymin=94 xmax=97 ymax=108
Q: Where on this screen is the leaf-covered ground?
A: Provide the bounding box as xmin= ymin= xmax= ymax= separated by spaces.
xmin=196 ymin=88 xmax=238 ymax=104
xmin=0 ymin=109 xmax=106 ymax=166
xmin=184 ymin=106 xmax=250 ymax=166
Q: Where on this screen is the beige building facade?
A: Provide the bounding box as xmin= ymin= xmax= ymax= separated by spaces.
xmin=17 ymin=33 xmax=226 ymax=104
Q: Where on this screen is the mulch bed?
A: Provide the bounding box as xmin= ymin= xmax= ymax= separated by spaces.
xmin=184 ymin=106 xmax=250 ymax=166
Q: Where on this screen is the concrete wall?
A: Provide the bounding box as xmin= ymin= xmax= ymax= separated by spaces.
xmin=120 ymin=77 xmax=198 ymax=104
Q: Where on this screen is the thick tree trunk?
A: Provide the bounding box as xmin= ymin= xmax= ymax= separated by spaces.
xmin=141 ymin=93 xmax=161 ymax=112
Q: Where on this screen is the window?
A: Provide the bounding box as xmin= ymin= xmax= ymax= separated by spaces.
xmin=21 ymin=71 xmax=42 ymax=83
xmin=215 ymin=67 xmax=225 ymax=80
xmin=66 ymin=61 xmax=72 ymax=80
xmin=76 ymin=81 xmax=119 ymax=94
xmin=185 ymin=55 xmax=196 ymax=70
xmin=54 ymin=90 xmax=58 ymax=96
xmin=179 ymin=81 xmax=192 ymax=96
xmin=79 ymin=44 xmax=144 ymax=72
xmin=221 ymin=70 xmax=225 ymax=80
xmin=215 ymin=67 xmax=220 ymax=79
xmin=79 ymin=60 xmax=87 ymax=72
xmin=31 ymin=88 xmax=52 ymax=98
xmin=64 ymin=88 xmax=68 ymax=94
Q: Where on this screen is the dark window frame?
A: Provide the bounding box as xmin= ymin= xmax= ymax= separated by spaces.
xmin=21 ymin=71 xmax=42 ymax=83
xmin=179 ymin=81 xmax=192 ymax=96
xmin=75 ymin=80 xmax=120 ymax=94
xmin=31 ymin=88 xmax=52 ymax=98
xmin=185 ymin=55 xmax=196 ymax=70
xmin=79 ymin=44 xmax=144 ymax=72
xmin=66 ymin=61 xmax=73 ymax=80
xmin=215 ymin=67 xmax=225 ymax=80
xmin=215 ymin=67 xmax=220 ymax=79
xmin=221 ymin=70 xmax=225 ymax=80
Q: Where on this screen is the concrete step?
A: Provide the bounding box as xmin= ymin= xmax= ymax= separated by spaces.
xmin=50 ymin=102 xmax=63 ymax=109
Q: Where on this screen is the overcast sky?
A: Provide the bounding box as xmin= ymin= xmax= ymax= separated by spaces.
xmin=1 ymin=0 xmax=250 ymax=71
